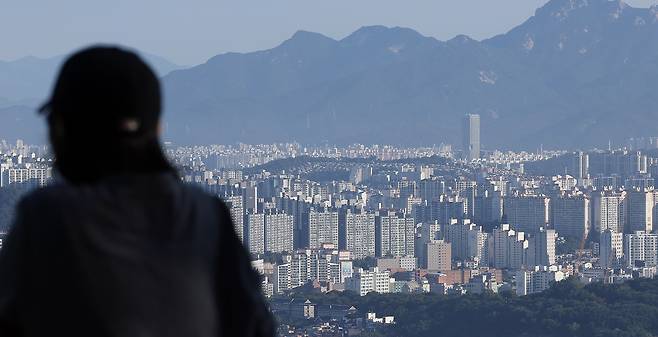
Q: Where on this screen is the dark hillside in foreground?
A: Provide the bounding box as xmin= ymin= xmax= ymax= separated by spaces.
xmin=283 ymin=277 xmax=658 ymax=337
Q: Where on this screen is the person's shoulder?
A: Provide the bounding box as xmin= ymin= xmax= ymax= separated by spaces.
xmin=18 ymin=183 xmax=76 ymax=209
xmin=11 ymin=183 xmax=80 ymax=224
xmin=178 ymin=183 xmax=229 ymax=213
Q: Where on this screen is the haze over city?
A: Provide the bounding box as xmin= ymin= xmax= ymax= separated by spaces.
xmin=3 ymin=1 xmax=658 ymax=336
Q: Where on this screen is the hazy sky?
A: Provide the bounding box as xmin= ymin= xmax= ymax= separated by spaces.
xmin=1 ymin=0 xmax=654 ymax=65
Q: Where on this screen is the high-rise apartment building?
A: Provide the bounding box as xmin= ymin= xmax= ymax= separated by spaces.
xmin=247 ymin=212 xmax=265 ymax=255
xmin=551 ymin=194 xmax=590 ymax=241
xmin=376 ymin=211 xmax=415 ymax=258
xmin=504 ymin=195 xmax=550 ymax=233
xmin=308 ymin=209 xmax=339 ymax=249
xmin=491 ymin=224 xmax=527 ymax=270
xmin=441 ymin=219 xmax=490 ymax=264
xmin=516 ymin=267 xmax=565 ymax=296
xmin=591 ymin=191 xmax=625 ymax=233
xmin=467 ymin=229 xmax=490 ymax=266
xmin=2 ymin=167 xmax=52 ymax=187
xmin=346 ymin=210 xmax=376 ymax=259
xmin=599 ymin=230 xmax=623 ymax=268
xmin=526 ymin=228 xmax=556 ymax=267
xmin=345 ymin=267 xmax=391 ymax=296
xmin=624 ymin=231 xmax=658 ymax=267
xmin=425 ymin=240 xmax=452 ymax=272
xmin=625 ymin=189 xmax=654 ymax=233
xmin=224 ymin=195 xmax=245 ymax=242
xmin=265 ymin=212 xmax=294 ymax=253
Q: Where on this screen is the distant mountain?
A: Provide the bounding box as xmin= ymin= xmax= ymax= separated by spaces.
xmin=1 ymin=0 xmax=657 ymax=149
xmin=0 ymin=56 xmax=63 ymax=109
xmin=0 ymin=105 xmax=45 ymax=143
xmin=160 ymin=0 xmax=658 ymax=149
xmin=0 ymin=51 xmax=185 ymax=109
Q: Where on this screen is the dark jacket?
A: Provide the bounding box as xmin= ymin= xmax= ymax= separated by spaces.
xmin=0 ymin=172 xmax=275 ymax=337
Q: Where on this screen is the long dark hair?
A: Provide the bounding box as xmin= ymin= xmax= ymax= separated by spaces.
xmin=41 ymin=46 xmax=175 ymax=184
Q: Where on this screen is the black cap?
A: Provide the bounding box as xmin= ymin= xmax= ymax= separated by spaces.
xmin=40 ymin=46 xmax=161 ymax=138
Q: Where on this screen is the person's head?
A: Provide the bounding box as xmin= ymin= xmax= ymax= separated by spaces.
xmin=40 ymin=46 xmax=174 ymax=184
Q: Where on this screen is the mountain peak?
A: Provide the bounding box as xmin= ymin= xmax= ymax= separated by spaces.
xmin=291 ymin=30 xmax=333 ymax=41
xmin=340 ymin=25 xmax=432 ymax=49
xmin=286 ymin=30 xmax=335 ymax=44
xmin=278 ymin=30 xmax=337 ymax=51
xmin=536 ymin=0 xmax=592 ymax=20
xmin=535 ymin=0 xmax=633 ymax=21
xmin=448 ymin=34 xmax=478 ymax=45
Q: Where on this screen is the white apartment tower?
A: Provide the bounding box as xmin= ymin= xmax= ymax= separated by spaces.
xmin=308 ymin=209 xmax=339 ymax=249
xmin=346 ymin=210 xmax=376 ymax=259
xmin=376 ymin=211 xmax=415 ymax=258
xmin=624 ymin=231 xmax=658 ymax=267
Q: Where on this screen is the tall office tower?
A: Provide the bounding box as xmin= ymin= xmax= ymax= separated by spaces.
xmin=247 ymin=212 xmax=265 ymax=255
xmin=265 ymin=212 xmax=294 ymax=254
xmin=599 ymin=230 xmax=623 ymax=268
xmin=376 ymin=211 xmax=415 ymax=258
xmin=308 ymin=209 xmax=339 ymax=249
xmin=625 ymin=189 xmax=654 ymax=233
xmin=503 ymin=195 xmax=550 ymax=233
xmin=224 ymin=195 xmax=245 ymax=242
xmin=346 ymin=210 xmax=376 ymax=259
xmin=526 ymin=228 xmax=556 ymax=267
xmin=591 ymin=191 xmax=625 ymax=233
xmin=551 ymin=194 xmax=590 ymax=241
xmin=462 ymin=114 xmax=481 ymax=161
xmin=624 ymin=231 xmax=658 ymax=267
xmin=425 ymin=240 xmax=452 ymax=272
xmin=492 ymin=224 xmax=528 ymax=270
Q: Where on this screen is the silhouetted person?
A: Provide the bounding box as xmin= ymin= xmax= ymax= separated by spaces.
xmin=0 ymin=46 xmax=275 ymax=337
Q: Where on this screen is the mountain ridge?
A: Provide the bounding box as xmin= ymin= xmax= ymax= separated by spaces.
xmin=3 ymin=0 xmax=658 ymax=149
xmin=0 ymin=51 xmax=184 ymax=108
xmin=159 ymin=0 xmax=658 ymax=149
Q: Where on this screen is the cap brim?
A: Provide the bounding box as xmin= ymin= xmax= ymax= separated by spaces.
xmin=38 ymin=101 xmax=51 ymax=115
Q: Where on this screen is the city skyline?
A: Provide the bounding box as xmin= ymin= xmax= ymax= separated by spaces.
xmin=4 ymin=0 xmax=658 ymax=335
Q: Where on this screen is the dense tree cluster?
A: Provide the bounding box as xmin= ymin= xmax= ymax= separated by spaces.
xmin=287 ymin=277 xmax=658 ymax=337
